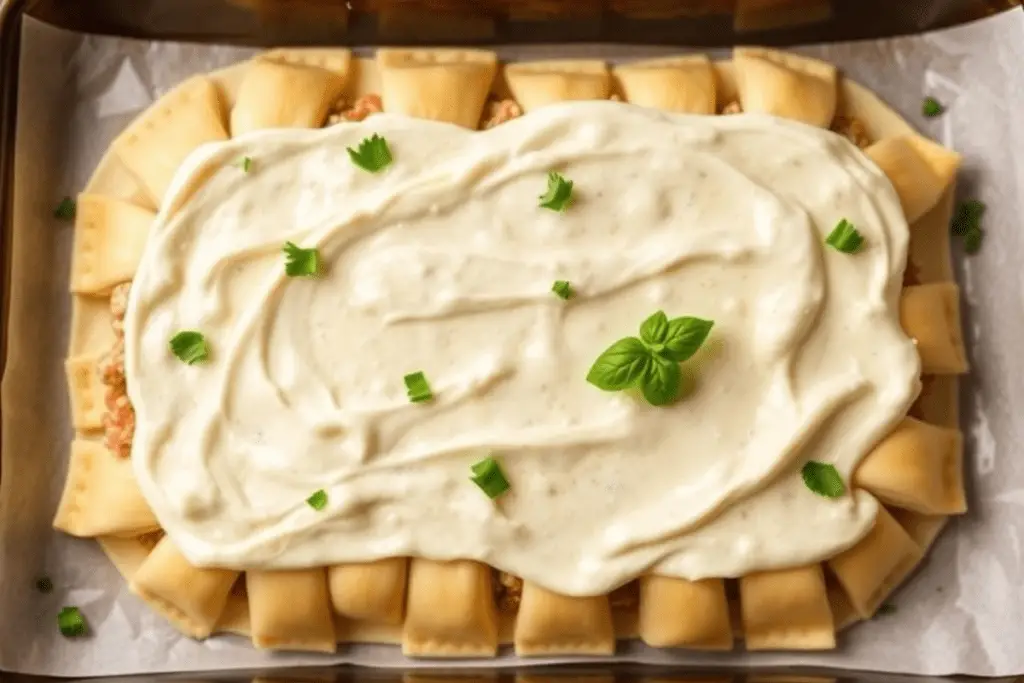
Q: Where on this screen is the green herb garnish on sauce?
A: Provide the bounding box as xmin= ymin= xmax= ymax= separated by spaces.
xmin=801 ymin=461 xmax=846 ymax=498
xmin=551 ymin=280 xmax=573 ymax=300
xmin=169 ymin=331 xmax=209 ymax=365
xmin=404 ymin=371 xmax=433 ymax=403
xmin=283 ymin=241 xmax=321 ymax=277
xmin=347 ymin=134 xmax=392 ymax=173
xmin=470 ymin=456 xmax=511 ymax=499
xmin=538 ymin=172 xmax=574 ymax=211
xmin=825 ymin=219 xmax=864 ymax=254
xmin=306 ymin=489 xmax=328 ymax=511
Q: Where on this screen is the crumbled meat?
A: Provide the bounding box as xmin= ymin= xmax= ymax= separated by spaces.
xmin=831 ymin=115 xmax=871 ymax=149
xmin=481 ymin=98 xmax=522 ymax=129
xmin=326 ymin=94 xmax=383 ymax=126
xmin=721 ymin=101 xmax=742 ymax=115
xmin=100 ymin=282 xmax=135 ymax=458
xmin=493 ymin=570 xmax=523 ymax=611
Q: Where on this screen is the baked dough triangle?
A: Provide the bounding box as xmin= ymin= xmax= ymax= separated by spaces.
xmin=247 ymin=568 xmax=336 ymax=652
xmin=402 ymin=559 xmax=498 ymax=657
xmin=328 ymin=557 xmax=408 ymax=625
xmin=639 ymin=575 xmax=733 ymax=649
xmin=505 ymin=59 xmax=611 ymax=113
xmin=377 ymin=49 xmax=497 ymax=129
xmin=900 ymin=282 xmax=968 ymax=374
xmin=733 ymin=47 xmax=837 ymax=127
xmin=70 ymin=194 xmax=154 ymax=294
xmin=866 ymin=135 xmax=962 ymax=224
xmin=230 ymin=57 xmax=349 ymax=135
xmin=514 ymin=582 xmax=615 ymax=655
xmin=739 ymin=564 xmax=835 ymax=650
xmin=613 ymin=55 xmax=717 ymax=115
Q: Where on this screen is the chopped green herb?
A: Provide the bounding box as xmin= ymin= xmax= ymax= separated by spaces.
xmin=922 ymin=97 xmax=944 ymax=118
xmin=825 ymin=219 xmax=864 ymax=254
xmin=347 ymin=134 xmax=392 ymax=173
xmin=404 ymin=371 xmax=433 ymax=403
xmin=801 ymin=461 xmax=846 ymax=498
xmin=876 ymin=603 xmax=898 ymax=616
xmin=551 ymin=280 xmax=573 ymax=300
xmin=952 ymin=199 xmax=985 ymax=236
xmin=470 ymin=456 xmax=511 ymax=499
xmin=169 ymin=331 xmax=209 ymax=365
xmin=234 ymin=156 xmax=253 ymax=172
xmin=36 ymin=577 xmax=53 ymax=594
xmin=538 ymin=172 xmax=574 ymax=211
xmin=54 ymin=197 xmax=76 ymax=221
xmin=283 ymin=241 xmax=321 ymax=277
xmin=57 ymin=606 xmax=86 ymax=637
xmin=586 ymin=311 xmax=713 ymax=407
xmin=306 ymin=489 xmax=328 ymax=511
xmin=964 ymin=227 xmax=984 ymax=254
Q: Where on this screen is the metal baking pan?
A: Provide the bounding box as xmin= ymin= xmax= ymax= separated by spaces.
xmin=0 ymin=0 xmax=1015 ymax=681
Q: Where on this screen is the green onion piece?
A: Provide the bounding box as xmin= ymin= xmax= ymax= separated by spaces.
xmin=876 ymin=602 xmax=898 ymax=616
xmin=952 ymin=199 xmax=985 ymax=236
xmin=470 ymin=456 xmax=511 ymax=499
xmin=538 ymin=172 xmax=574 ymax=211
xmin=964 ymin=227 xmax=984 ymax=254
xmin=404 ymin=371 xmax=433 ymax=403
xmin=825 ymin=218 xmax=864 ymax=254
xmin=801 ymin=461 xmax=846 ymax=499
xmin=922 ymin=97 xmax=944 ymax=118
xmin=551 ymin=280 xmax=572 ymax=300
xmin=306 ymin=489 xmax=328 ymax=510
xmin=283 ymin=241 xmax=321 ymax=277
xmin=347 ymin=134 xmax=392 ymax=173
xmin=54 ymin=197 xmax=76 ymax=221
xmin=36 ymin=577 xmax=53 ymax=593
xmin=57 ymin=606 xmax=87 ymax=637
xmin=234 ymin=156 xmax=253 ymax=172
xmin=169 ymin=331 xmax=209 ymax=365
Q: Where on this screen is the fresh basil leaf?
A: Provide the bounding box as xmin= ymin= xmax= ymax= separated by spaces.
xmin=641 ymin=355 xmax=681 ymax=406
xmin=801 ymin=461 xmax=846 ymax=498
xmin=661 ymin=317 xmax=714 ymax=362
xmin=639 ymin=310 xmax=670 ymax=348
xmin=585 ymin=337 xmax=652 ymax=391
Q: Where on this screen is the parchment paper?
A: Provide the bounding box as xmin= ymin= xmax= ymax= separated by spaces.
xmin=1 ymin=11 xmax=1023 ymax=679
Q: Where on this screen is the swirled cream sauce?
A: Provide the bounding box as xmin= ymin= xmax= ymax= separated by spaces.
xmin=125 ymin=101 xmax=920 ymax=595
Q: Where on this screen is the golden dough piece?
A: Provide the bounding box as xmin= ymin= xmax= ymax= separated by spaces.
xmin=377 ymin=49 xmax=497 ymax=129
xmin=739 ymin=564 xmax=835 ymax=650
xmin=111 ymin=76 xmax=229 ymax=206
xmin=402 ymin=558 xmax=498 ymax=657
xmin=65 ymin=355 xmax=105 ymax=430
xmin=865 ymin=135 xmax=961 ymax=224
xmin=504 ymin=60 xmax=611 ymax=113
xmin=900 ymin=282 xmax=968 ymax=374
xmin=910 ymin=374 xmax=959 ymax=429
xmin=328 ymin=557 xmax=408 ymax=625
xmin=856 ymin=416 xmax=966 ymax=515
xmin=247 ymin=568 xmax=336 ymax=652
xmin=129 ymin=536 xmax=239 ymax=639
xmin=732 ymin=47 xmax=837 ymax=127
xmin=514 ymin=582 xmax=615 ymax=656
xmin=261 ymin=47 xmax=352 ymax=77
xmin=827 ymin=504 xmax=924 ymax=619
xmin=69 ymin=195 xmax=154 ymax=295
xmin=230 ymin=59 xmax=348 ymax=135
xmin=638 ymin=575 xmax=733 ymax=649
xmin=52 ymin=440 xmax=159 ymax=538
xmin=890 ymin=507 xmax=949 ymax=550
xmin=612 ymin=55 xmax=717 ymax=115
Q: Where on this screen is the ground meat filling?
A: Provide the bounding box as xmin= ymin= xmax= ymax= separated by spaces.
xmin=99 ymin=282 xmax=135 ymax=459
xmin=326 ymin=93 xmax=384 ymax=126
xmin=481 ymin=97 xmax=522 ymax=129
xmin=831 ymin=115 xmax=871 ymax=149
xmin=720 ymin=100 xmax=743 ymax=115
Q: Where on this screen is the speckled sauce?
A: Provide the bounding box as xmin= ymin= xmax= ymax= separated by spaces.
xmin=124 ymin=101 xmax=919 ymax=596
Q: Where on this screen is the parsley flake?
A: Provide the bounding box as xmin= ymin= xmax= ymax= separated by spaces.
xmin=538 ymin=172 xmax=574 ymax=211
xmin=347 ymin=134 xmax=392 ymax=173
xmin=922 ymin=97 xmax=944 ymax=118
xmin=552 ymin=280 xmax=573 ymax=300
xmin=964 ymin=227 xmax=984 ymax=254
xmin=306 ymin=489 xmax=328 ymax=510
xmin=825 ymin=218 xmax=864 ymax=254
xmin=470 ymin=456 xmax=511 ymax=499
xmin=169 ymin=331 xmax=209 ymax=365
xmin=57 ymin=606 xmax=87 ymax=637
xmin=404 ymin=371 xmax=433 ymax=403
xmin=54 ymin=197 xmax=76 ymax=221
xmin=952 ymin=199 xmax=985 ymax=255
xmin=234 ymin=156 xmax=253 ymax=172
xmin=801 ymin=461 xmax=846 ymax=498
xmin=283 ymin=241 xmax=321 ymax=277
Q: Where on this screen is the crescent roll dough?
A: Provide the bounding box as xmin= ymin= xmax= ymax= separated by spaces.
xmin=866 ymin=135 xmax=961 ymax=224
xmin=247 ymin=568 xmax=336 ymax=652
xmin=638 ymin=575 xmax=732 ymax=649
xmin=504 ymin=60 xmax=611 ymax=113
xmin=402 ymin=559 xmax=498 ymax=657
xmin=70 ymin=195 xmax=154 ymax=295
xmin=52 ymin=440 xmax=159 ymax=538
xmin=733 ymin=47 xmax=837 ymax=127
xmin=130 ymin=536 xmax=239 ymax=639
xmin=856 ymin=416 xmax=966 ymax=515
xmin=900 ymin=282 xmax=968 ymax=374
xmin=377 ymin=49 xmax=497 ymax=129
xmin=65 ymin=355 xmax=105 ymax=430
xmin=739 ymin=564 xmax=835 ymax=650
xmin=827 ymin=504 xmax=923 ymax=619
xmin=230 ymin=58 xmax=349 ymax=135
xmin=612 ymin=55 xmax=717 ymax=115
xmin=328 ymin=557 xmax=408 ymax=625
xmin=111 ymin=76 xmax=228 ymax=206
xmin=514 ymin=582 xmax=615 ymax=655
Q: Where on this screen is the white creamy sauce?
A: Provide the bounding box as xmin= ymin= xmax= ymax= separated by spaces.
xmin=125 ymin=102 xmax=920 ymax=596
